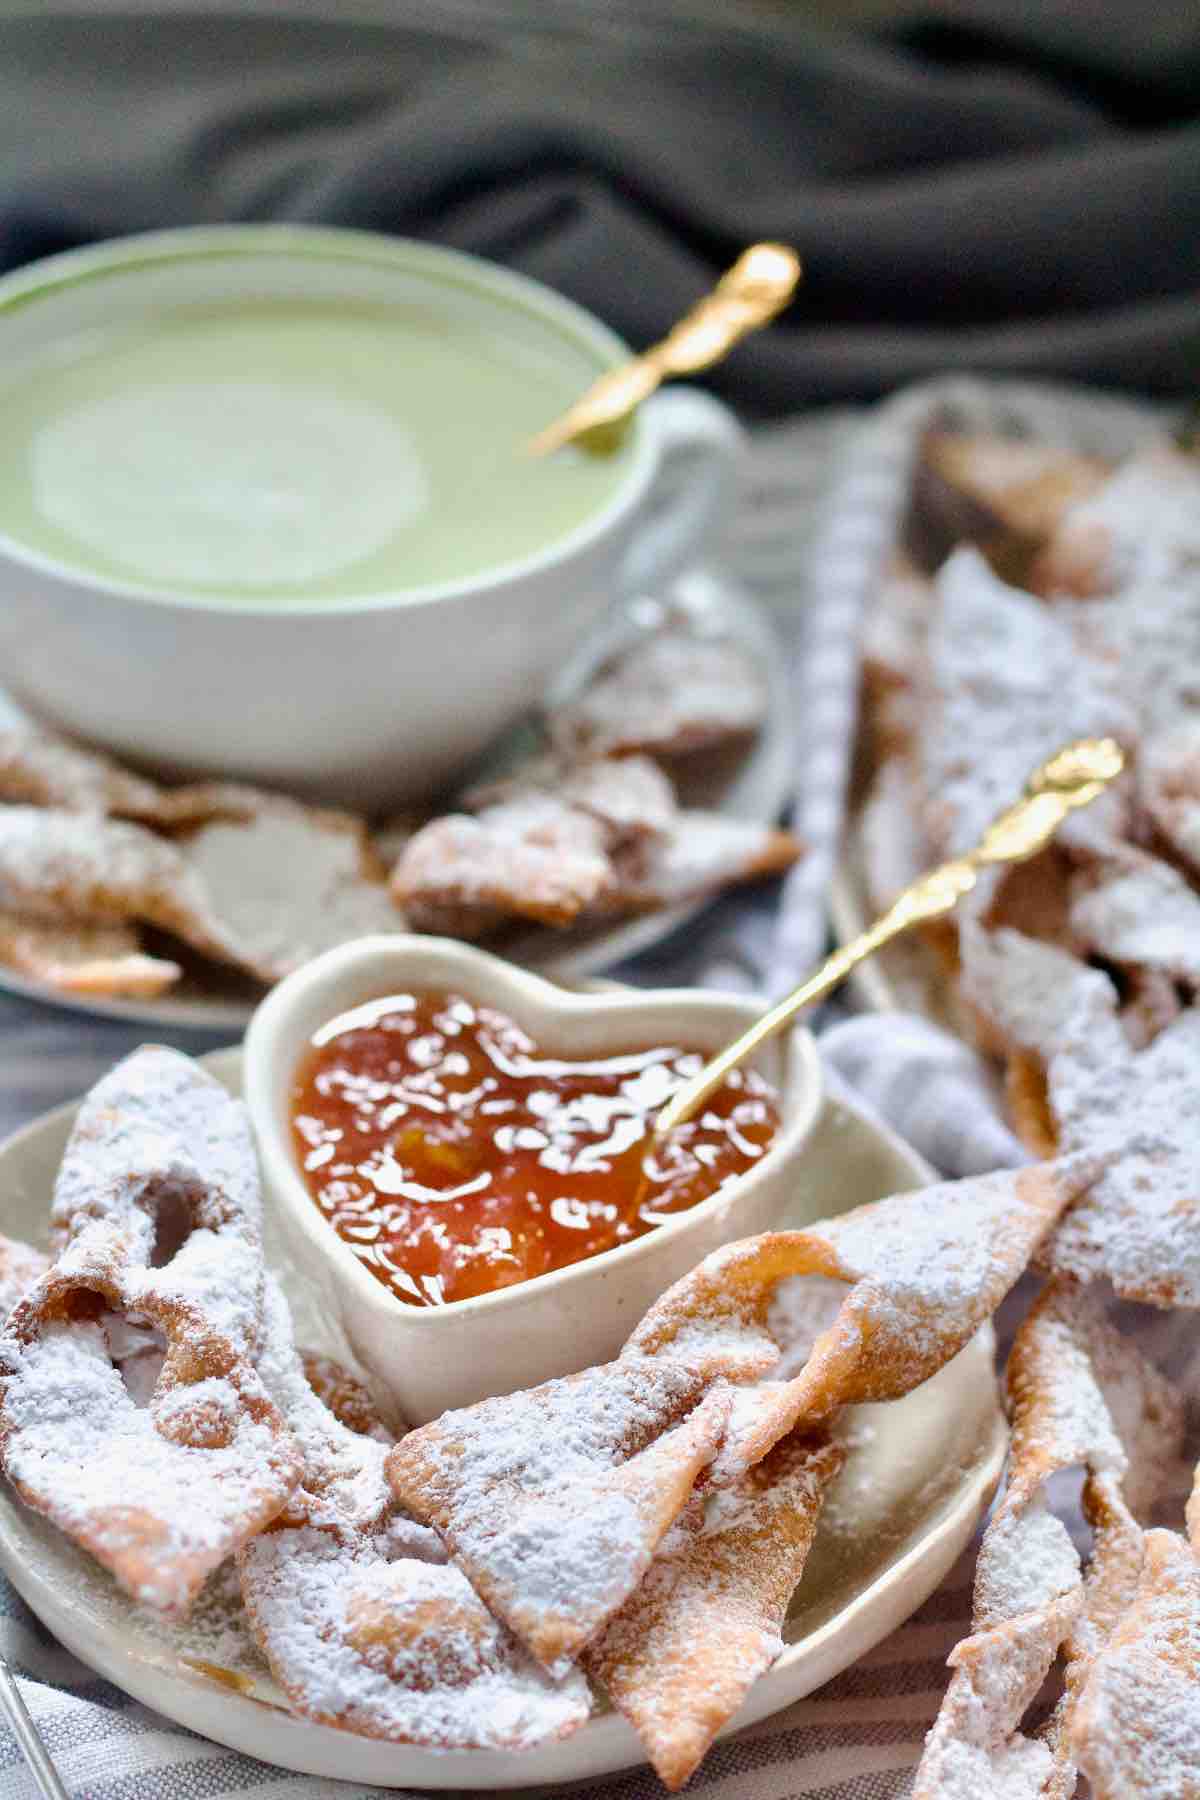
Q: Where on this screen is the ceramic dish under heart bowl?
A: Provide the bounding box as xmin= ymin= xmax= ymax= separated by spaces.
xmin=0 ymin=1047 xmax=1005 ymax=1789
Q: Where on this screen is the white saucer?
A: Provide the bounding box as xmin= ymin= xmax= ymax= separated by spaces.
xmin=0 ymin=564 xmax=795 ymax=1031
xmin=0 ymin=1048 xmax=1005 ymax=1789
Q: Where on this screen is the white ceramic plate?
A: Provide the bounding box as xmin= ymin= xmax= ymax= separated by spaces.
xmin=0 ymin=1047 xmax=1005 ymax=1789
xmin=0 ymin=563 xmax=794 ymax=1031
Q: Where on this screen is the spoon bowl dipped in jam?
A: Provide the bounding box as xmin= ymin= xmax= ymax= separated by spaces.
xmin=245 ymin=935 xmax=822 ymax=1424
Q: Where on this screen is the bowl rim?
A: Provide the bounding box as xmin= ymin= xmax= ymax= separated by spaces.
xmin=0 ymin=222 xmax=658 ymax=618
xmin=244 ymin=934 xmax=824 ymax=1331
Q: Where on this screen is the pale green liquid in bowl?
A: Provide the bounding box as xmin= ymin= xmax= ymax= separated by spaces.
xmin=0 ymin=299 xmax=632 ymax=601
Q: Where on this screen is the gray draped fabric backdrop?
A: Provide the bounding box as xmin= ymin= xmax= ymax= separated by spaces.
xmin=0 ymin=10 xmax=1197 ymax=1796
xmin=0 ymin=0 xmax=1197 ymax=410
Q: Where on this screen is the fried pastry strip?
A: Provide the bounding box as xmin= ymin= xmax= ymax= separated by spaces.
xmin=916 ymin=548 xmax=1133 ymax=858
xmin=600 ymin=812 xmax=801 ymax=914
xmin=0 ymin=725 xmax=262 ymax=826
xmin=914 ymin=1282 xmax=1185 ymax=1799
xmin=0 ymin=1234 xmax=49 ymax=1321
xmin=387 ymin=1360 xmax=733 ymax=1674
xmin=392 ymin=799 xmax=615 ymax=937
xmin=0 ymin=802 xmax=397 ymax=985
xmin=1031 ymin=441 xmax=1200 ymax=599
xmin=1070 ymin=1527 xmax=1200 ymax=1799
xmin=549 ymin=626 xmax=768 ymax=760
xmin=1139 ymin=720 xmax=1200 ymax=877
xmin=391 ymin=1159 xmax=1086 ymax=1676
xmin=628 ymin=1157 xmax=1095 ymax=1475
xmin=1068 ymin=842 xmax=1200 ymax=989
xmin=915 ymin=431 xmax=1109 ymax=562
xmin=462 ymin=752 xmax=677 ymax=845
xmin=0 ymin=911 xmax=181 ymax=998
xmin=240 ymin=1279 xmax=589 ymax=1748
xmin=0 ymin=1048 xmax=301 ymax=1613
xmin=961 ymin=926 xmax=1200 ymax=1307
xmin=584 ymin=1429 xmax=844 ymax=1790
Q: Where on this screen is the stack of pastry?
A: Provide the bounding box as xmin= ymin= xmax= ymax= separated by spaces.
xmin=853 ymin=423 xmax=1200 ymax=1793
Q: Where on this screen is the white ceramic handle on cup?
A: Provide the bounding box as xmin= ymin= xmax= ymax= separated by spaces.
xmin=618 ymin=387 xmax=746 ymax=596
xmin=543 ymin=387 xmax=747 ymax=711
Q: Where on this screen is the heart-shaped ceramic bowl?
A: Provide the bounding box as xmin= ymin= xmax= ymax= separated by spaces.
xmin=245 ymin=935 xmax=823 ymax=1424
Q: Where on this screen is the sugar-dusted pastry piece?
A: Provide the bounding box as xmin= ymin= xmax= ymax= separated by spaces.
xmin=0 ymin=1235 xmax=49 ymax=1322
xmin=1069 ymin=842 xmax=1200 ymax=988
xmin=1031 ymin=441 xmax=1200 ymax=598
xmin=857 ymin=758 xmax=933 ymax=915
xmin=393 ymin=799 xmax=614 ymax=938
xmin=0 ymin=806 xmax=237 ymax=946
xmin=0 ymin=912 xmax=182 ymax=999
xmin=0 ymin=1048 xmax=301 ymax=1613
xmin=1116 ymin=967 xmax=1182 ymax=1051
xmin=549 ymin=626 xmax=768 ymax=760
xmin=960 ymin=924 xmax=1107 ymax=1068
xmin=602 ymin=812 xmax=802 ymax=913
xmin=0 ymin=802 xmax=397 ymax=985
xmin=584 ymin=1428 xmax=844 ymax=1789
xmin=299 ymin=1352 xmax=392 ymax=1443
xmin=464 ymin=752 xmax=677 ymax=847
xmin=629 ymin=1157 xmax=1095 ymax=1476
xmin=1063 ymin=582 xmax=1200 ymax=756
xmin=1140 ymin=719 xmax=1200 ymax=877
xmin=0 ymin=726 xmax=261 ymax=827
xmin=916 ymin=548 xmax=1133 ymax=858
xmin=1071 ymin=1527 xmax=1200 ymax=1799
xmin=913 ymin=1280 xmax=1185 ymax=1800
xmin=961 ymin=926 xmax=1200 ymax=1306
xmin=0 ymin=727 xmax=168 ymax=818
xmin=387 ymin=1360 xmax=733 ymax=1675
xmin=1043 ymin=984 xmax=1200 ymax=1308
xmin=860 ymin=552 xmax=934 ymax=699
xmin=240 ymin=1279 xmax=590 ymax=1748
xmin=179 ymin=802 xmax=399 ymax=980
xmin=911 ymin=431 xmax=1110 ymax=571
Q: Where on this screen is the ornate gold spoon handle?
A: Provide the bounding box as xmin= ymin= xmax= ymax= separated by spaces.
xmin=653 ymin=736 xmax=1125 ymax=1143
xmin=526 ymin=243 xmax=801 ymax=457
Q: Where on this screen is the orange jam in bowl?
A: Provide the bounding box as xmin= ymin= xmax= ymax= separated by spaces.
xmin=290 ymin=990 xmax=780 ymax=1308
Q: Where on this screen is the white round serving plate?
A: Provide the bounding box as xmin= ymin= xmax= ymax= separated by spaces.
xmin=0 ymin=562 xmax=794 ymax=1032
xmin=0 ymin=1046 xmax=1005 ymax=1788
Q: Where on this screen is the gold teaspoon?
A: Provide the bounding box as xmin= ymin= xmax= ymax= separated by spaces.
xmin=526 ymin=242 xmax=801 ymax=458
xmin=651 ymin=735 xmax=1125 ymax=1145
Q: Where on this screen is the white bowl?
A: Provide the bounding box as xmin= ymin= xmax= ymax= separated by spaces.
xmin=244 ymin=935 xmax=822 ymax=1424
xmin=0 ymin=226 xmax=742 ymax=808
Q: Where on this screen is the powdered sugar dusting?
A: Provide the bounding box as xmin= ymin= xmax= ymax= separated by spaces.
xmin=0 ymin=1234 xmax=49 ymax=1321
xmin=1034 ymin=444 xmax=1200 ymax=598
xmin=387 ymin=1358 xmax=729 ymax=1672
xmin=918 ymin=547 xmax=1133 ymax=857
xmin=549 ymin=625 xmax=768 ymax=760
xmin=0 ymin=1048 xmax=300 ymax=1612
xmin=1069 ymin=843 xmax=1200 ymax=986
xmin=584 ymin=1430 xmax=843 ymax=1789
xmin=240 ymin=1275 xmax=588 ymax=1749
xmin=1072 ymin=1528 xmax=1200 ymax=1799
xmin=914 ymin=1278 xmax=1185 ymax=1799
xmin=1139 ymin=718 xmax=1200 ymax=876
